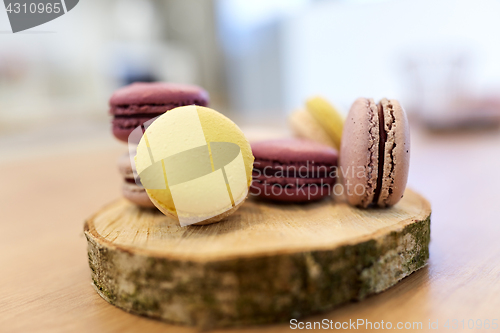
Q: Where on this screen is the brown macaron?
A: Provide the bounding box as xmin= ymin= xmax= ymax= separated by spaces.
xmin=339 ymin=98 xmax=410 ymax=208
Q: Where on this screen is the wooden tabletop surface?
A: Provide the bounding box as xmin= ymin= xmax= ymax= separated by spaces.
xmin=1 ymin=125 xmax=500 ymax=332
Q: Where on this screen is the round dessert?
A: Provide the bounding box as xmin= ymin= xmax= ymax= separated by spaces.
xmin=289 ymin=96 xmax=344 ymax=150
xmin=109 ymin=82 xmax=209 ymax=142
xmin=305 ymin=96 xmax=344 ymax=150
xmin=289 ymin=109 xmax=335 ymax=148
xmin=340 ymin=97 xmax=410 ymax=208
xmin=117 ymin=152 xmax=155 ymax=208
xmin=135 ymin=105 xmax=254 ymax=226
xmin=250 ymin=139 xmax=338 ymax=202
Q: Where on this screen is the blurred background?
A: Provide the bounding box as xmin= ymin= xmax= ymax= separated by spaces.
xmin=2 ymin=0 xmax=500 ymax=161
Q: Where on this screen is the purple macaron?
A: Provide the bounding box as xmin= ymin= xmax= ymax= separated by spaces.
xmin=109 ymin=82 xmax=209 ymax=142
xmin=250 ymin=139 xmax=338 ymax=202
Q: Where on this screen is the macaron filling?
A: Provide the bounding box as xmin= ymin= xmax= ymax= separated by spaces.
xmin=373 ymin=102 xmax=386 ymax=205
xmin=110 ymin=101 xmax=207 ymax=115
xmin=125 ymin=177 xmax=139 ymax=184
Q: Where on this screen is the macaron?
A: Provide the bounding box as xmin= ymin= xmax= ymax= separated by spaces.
xmin=340 ymin=98 xmax=410 ymax=208
xmin=109 ymin=82 xmax=209 ymax=142
xmin=289 ymin=109 xmax=336 ymax=148
xmin=135 ymin=105 xmax=254 ymax=226
xmin=251 ymin=139 xmax=338 ymax=202
xmin=117 ymin=152 xmax=155 ymax=208
xmin=289 ymin=96 xmax=344 ymax=150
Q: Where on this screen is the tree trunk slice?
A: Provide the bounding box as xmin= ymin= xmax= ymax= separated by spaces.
xmin=84 ymin=189 xmax=431 ymax=329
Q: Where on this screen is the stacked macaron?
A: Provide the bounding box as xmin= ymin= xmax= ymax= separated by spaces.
xmin=109 ymin=82 xmax=209 ymax=207
xmin=250 ymin=139 xmax=338 ymax=202
xmin=110 ymin=82 xmax=209 ymax=142
xmin=117 ymin=151 xmax=155 ymax=208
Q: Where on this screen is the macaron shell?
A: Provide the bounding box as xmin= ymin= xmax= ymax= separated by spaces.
xmin=340 ymin=98 xmax=380 ymax=207
xmin=377 ymin=99 xmax=410 ymax=207
xmin=289 ymin=109 xmax=336 ymax=148
xmin=197 ymin=106 xmax=254 ymax=187
xmin=109 ymin=82 xmax=209 ymax=108
xmin=113 ymin=126 xmax=136 ymax=143
xmin=148 ymin=187 xmax=248 ymax=225
xmin=306 ymin=96 xmax=345 ymax=150
xmin=252 ymin=138 xmax=338 ymax=165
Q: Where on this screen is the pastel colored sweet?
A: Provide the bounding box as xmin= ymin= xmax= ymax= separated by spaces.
xmin=135 ymin=105 xmax=254 ymax=226
xmin=340 ymin=98 xmax=410 ymax=208
xmin=289 ymin=109 xmax=335 ymax=147
xmin=117 ymin=152 xmax=156 ymax=208
xmin=109 ymin=82 xmax=209 ymax=142
xmin=251 ymin=139 xmax=338 ymax=202
xmin=305 ymin=96 xmax=345 ymax=150
xmin=289 ymin=96 xmax=344 ymax=150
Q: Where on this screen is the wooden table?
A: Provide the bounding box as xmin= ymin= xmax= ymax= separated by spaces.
xmin=1 ymin=126 xmax=500 ymax=332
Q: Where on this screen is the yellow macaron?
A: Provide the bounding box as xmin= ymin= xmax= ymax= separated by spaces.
xmin=289 ymin=96 xmax=345 ymax=150
xmin=306 ymin=96 xmax=344 ymax=149
xmin=135 ymin=105 xmax=254 ymax=226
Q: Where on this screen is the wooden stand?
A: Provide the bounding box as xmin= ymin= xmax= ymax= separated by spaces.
xmin=84 ymin=189 xmax=431 ymax=329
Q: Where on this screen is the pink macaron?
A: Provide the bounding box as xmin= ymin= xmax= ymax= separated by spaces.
xmin=117 ymin=152 xmax=156 ymax=208
xmin=340 ymin=98 xmax=410 ymax=208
